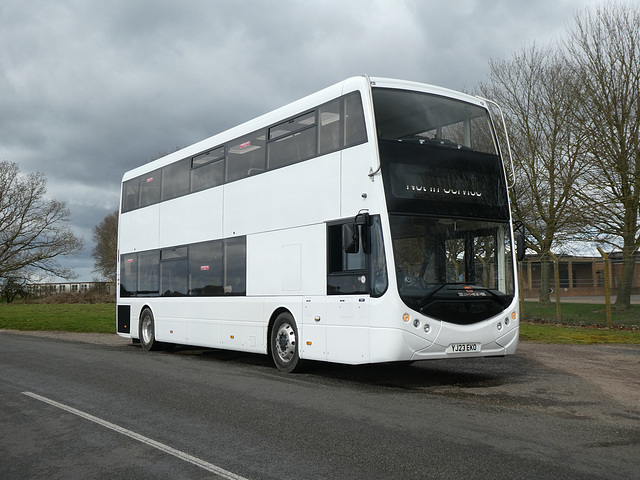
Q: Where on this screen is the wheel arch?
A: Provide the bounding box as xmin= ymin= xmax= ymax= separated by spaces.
xmin=130 ymin=303 xmax=154 ymax=340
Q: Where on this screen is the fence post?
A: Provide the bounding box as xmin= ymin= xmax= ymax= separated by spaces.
xmin=518 ymin=260 xmax=525 ymax=321
xmin=596 ymin=247 xmax=612 ymax=328
xmin=549 ymin=252 xmax=562 ymax=323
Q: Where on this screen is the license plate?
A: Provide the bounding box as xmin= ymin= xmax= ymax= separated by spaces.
xmin=447 ymin=343 xmax=481 ymax=354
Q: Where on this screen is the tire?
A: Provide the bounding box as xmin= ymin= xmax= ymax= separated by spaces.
xmin=139 ymin=308 xmax=162 ymax=351
xmin=270 ymin=312 xmax=302 ymax=373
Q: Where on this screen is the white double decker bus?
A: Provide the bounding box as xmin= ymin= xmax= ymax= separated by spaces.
xmin=117 ymin=76 xmax=522 ymax=372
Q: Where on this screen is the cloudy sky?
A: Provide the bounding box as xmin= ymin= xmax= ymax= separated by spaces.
xmin=0 ymin=0 xmax=612 ymax=281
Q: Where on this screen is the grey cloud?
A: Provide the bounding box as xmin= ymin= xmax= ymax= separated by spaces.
xmin=0 ymin=0 xmax=609 ymax=279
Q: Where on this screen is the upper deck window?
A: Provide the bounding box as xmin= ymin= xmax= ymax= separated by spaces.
xmin=191 ymin=146 xmax=225 ymax=193
xmin=121 ymin=91 xmax=368 ymax=214
xmin=372 ymin=89 xmax=497 ymax=155
xmin=268 ymin=111 xmax=317 ymax=170
xmin=227 ymin=130 xmax=266 ymax=182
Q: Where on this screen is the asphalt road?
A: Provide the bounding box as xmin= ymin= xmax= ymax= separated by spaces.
xmin=1 ymin=332 xmax=639 ymax=480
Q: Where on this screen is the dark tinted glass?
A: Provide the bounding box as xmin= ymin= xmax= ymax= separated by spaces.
xmin=162 ymin=159 xmax=190 ymax=201
xmin=226 ymin=131 xmax=266 ymax=182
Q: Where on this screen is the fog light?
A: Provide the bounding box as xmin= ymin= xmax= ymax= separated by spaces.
xmin=424 ymin=324 xmax=431 ymax=333
xmin=413 ymin=319 xmax=420 ymax=328
xmin=505 ymin=317 xmax=510 ymax=326
xmin=497 ymin=322 xmax=503 ymax=331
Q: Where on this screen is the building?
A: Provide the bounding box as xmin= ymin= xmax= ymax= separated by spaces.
xmin=27 ymin=281 xmax=116 ymax=297
xmin=519 ymin=253 xmax=640 ymax=297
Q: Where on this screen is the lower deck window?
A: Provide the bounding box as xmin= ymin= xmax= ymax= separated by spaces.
xmin=120 ymin=237 xmax=246 ymax=298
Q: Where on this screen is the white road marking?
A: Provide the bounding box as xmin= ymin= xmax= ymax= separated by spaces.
xmin=22 ymin=391 xmax=249 ymax=480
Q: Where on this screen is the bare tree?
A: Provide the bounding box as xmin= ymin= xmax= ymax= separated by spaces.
xmin=0 ymin=161 xmax=83 ymax=283
xmin=91 ymin=209 xmax=118 ymax=282
xmin=479 ymin=44 xmax=589 ymax=304
xmin=565 ymin=3 xmax=640 ymax=308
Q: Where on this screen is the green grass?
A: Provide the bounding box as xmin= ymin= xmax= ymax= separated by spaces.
xmin=520 ymin=301 xmax=640 ymax=344
xmin=520 ymin=322 xmax=640 ymax=344
xmin=0 ymin=303 xmax=114 ymax=334
xmin=521 ymin=301 xmax=640 ymax=328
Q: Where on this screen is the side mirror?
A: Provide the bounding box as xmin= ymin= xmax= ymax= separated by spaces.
xmin=516 ymin=233 xmax=526 ymax=262
xmin=343 ymin=224 xmax=359 ymax=254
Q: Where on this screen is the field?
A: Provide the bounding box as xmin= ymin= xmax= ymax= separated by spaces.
xmin=0 ymin=303 xmax=114 ymax=334
xmin=0 ymin=301 xmax=639 ymax=344
xmin=520 ymin=301 xmax=640 ymax=344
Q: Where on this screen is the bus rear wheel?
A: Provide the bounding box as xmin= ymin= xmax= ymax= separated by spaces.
xmin=139 ymin=308 xmax=162 ymax=351
xmin=270 ymin=312 xmax=302 ymax=373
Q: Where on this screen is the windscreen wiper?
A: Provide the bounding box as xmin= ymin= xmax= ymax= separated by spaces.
xmin=416 ymin=282 xmax=463 ymax=307
xmin=417 ymin=283 xmax=510 ymax=312
xmin=397 ymin=136 xmax=471 ymax=150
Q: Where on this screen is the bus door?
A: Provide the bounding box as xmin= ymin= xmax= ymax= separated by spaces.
xmin=325 ymin=216 xmax=374 ymax=364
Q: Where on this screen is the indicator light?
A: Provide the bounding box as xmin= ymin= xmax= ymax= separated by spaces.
xmin=403 ymin=313 xmax=411 ymax=322
xmin=306 ymin=341 xmax=312 ymax=346
xmin=511 ymin=312 xmax=517 ymax=320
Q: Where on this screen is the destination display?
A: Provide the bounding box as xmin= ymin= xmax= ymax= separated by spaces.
xmin=379 ymin=141 xmax=510 ymax=220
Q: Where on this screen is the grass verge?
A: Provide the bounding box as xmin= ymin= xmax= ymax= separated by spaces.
xmin=520 ymin=301 xmax=640 ymax=344
xmin=522 ymin=301 xmax=640 ymax=328
xmin=0 ymin=303 xmax=114 ymax=334
xmin=520 ymin=323 xmax=640 ymax=344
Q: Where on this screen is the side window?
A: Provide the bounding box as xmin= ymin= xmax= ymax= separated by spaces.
xmin=120 ymin=253 xmax=137 ymax=297
xmin=327 ymin=221 xmax=368 ymax=295
xmin=344 ymin=92 xmax=368 ymax=148
xmin=224 ymin=237 xmax=246 ymax=295
xmin=268 ymin=111 xmax=317 ymax=170
xmin=191 ymin=146 xmax=225 ymax=193
xmin=226 ymin=130 xmax=266 ymax=183
xmin=189 ymin=240 xmax=223 ymax=296
xmin=139 ymin=169 xmax=162 ymax=208
xmin=160 ymin=247 xmax=188 ymax=296
xmin=162 ymin=159 xmax=190 ymax=201
xmin=318 ymin=99 xmax=342 ymax=155
xmin=122 ymin=178 xmax=139 ymax=213
xmin=137 ymin=250 xmax=160 ymax=295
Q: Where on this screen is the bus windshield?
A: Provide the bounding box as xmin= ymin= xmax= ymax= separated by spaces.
xmin=391 ymin=215 xmax=515 ymax=324
xmin=373 ymin=88 xmax=497 ymax=155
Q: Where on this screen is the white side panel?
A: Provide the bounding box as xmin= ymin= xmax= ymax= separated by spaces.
xmin=247 ymin=223 xmax=326 ymax=296
xmin=301 ymin=297 xmax=327 ymax=361
xmin=325 ymin=296 xmax=370 ymax=364
xmin=159 ymin=188 xmax=224 ymax=247
xmin=150 ymin=297 xmax=266 ymax=353
xmin=341 ymin=142 xmax=381 ymax=218
xmin=224 ymin=153 xmax=341 ymax=237
xmin=119 ymin=205 xmax=160 ymax=253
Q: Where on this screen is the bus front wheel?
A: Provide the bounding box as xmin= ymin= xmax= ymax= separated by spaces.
xmin=270 ymin=312 xmax=302 ymax=373
xmin=139 ymin=308 xmax=162 ymax=351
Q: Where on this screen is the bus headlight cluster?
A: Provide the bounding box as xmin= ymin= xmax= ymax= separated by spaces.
xmin=404 ymin=313 xmax=430 ymax=334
